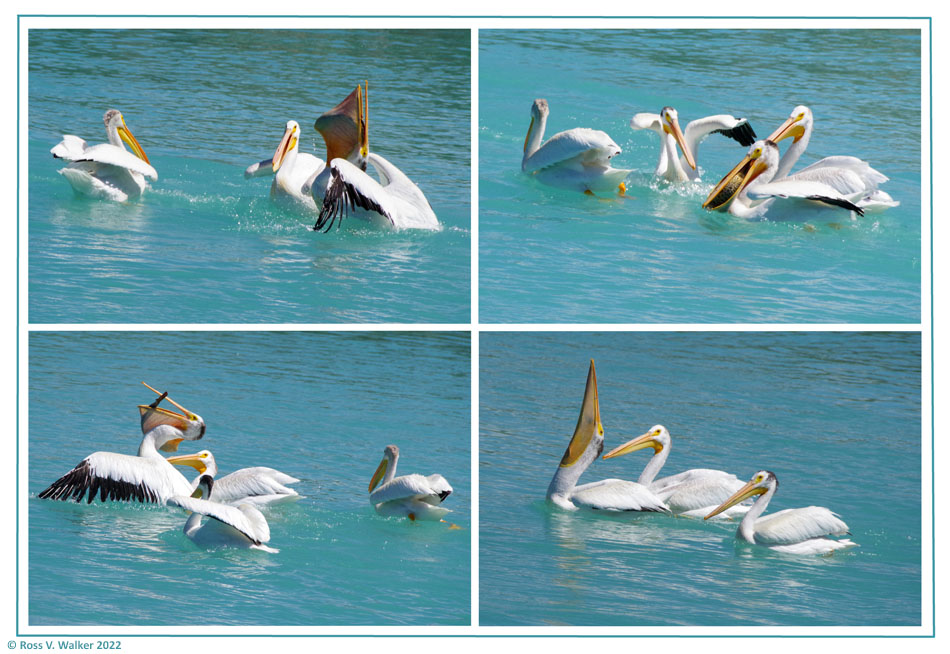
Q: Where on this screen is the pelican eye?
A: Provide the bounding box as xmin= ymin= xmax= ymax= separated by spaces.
xmin=755 ymin=475 xmax=763 ymax=483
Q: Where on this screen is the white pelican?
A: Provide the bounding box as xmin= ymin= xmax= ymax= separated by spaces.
xmin=38 ymin=389 xmax=205 ymax=505
xmin=313 ymin=82 xmax=439 ymax=231
xmin=765 ymin=105 xmax=898 ymax=212
xmin=630 ymin=107 xmax=756 ymax=182
xmin=368 ymin=444 xmax=453 ymax=521
xmin=546 ymin=361 xmax=670 ymax=513
xmin=704 ymin=470 xmax=857 ymax=555
xmin=601 ymin=425 xmax=748 ymax=518
xmin=50 ymin=109 xmax=158 ymax=202
xmin=244 ymin=86 xmax=367 ymax=210
xmin=702 ymin=140 xmax=867 ymax=219
xmin=166 ymin=449 xmax=301 ymax=506
xmin=167 ymin=474 xmax=278 ymax=553
xmin=244 ymin=120 xmax=325 ymax=210
xmin=522 ymin=98 xmax=631 ymax=195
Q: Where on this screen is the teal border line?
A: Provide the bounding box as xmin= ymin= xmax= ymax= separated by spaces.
xmin=16 ymin=14 xmax=934 ymax=638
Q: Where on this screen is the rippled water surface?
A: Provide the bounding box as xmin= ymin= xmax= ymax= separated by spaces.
xmin=29 ymin=332 xmax=471 ymax=626
xmin=479 ymin=29 xmax=921 ymax=323
xmin=479 ymin=332 xmax=921 ymax=626
xmin=29 ymin=29 xmax=471 ymax=323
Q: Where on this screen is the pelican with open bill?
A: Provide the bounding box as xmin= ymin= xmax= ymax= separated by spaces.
xmin=313 ymin=81 xmax=439 ymax=232
xmin=38 ymin=384 xmax=205 ymax=505
xmin=546 ymin=360 xmax=669 ymax=513
xmin=702 ymin=139 xmax=866 ymax=219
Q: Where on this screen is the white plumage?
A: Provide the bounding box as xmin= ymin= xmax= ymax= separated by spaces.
xmin=51 ymin=109 xmax=157 ymax=202
xmin=368 ymin=445 xmax=453 ymax=521
xmin=765 ymin=105 xmax=898 ymax=212
xmin=602 ymin=425 xmax=749 ymax=518
xmin=703 ymin=140 xmax=869 ymax=219
xmin=39 ymin=393 xmax=205 ymax=505
xmin=522 ymin=98 xmax=630 ymax=194
xmin=245 ymin=119 xmax=325 ymax=210
xmin=546 ymin=361 xmax=670 ymax=514
xmin=168 ymin=475 xmax=278 ymax=553
xmin=705 ymin=470 xmax=857 ymax=555
xmin=314 ymin=153 xmax=439 ymax=231
xmin=630 ymin=107 xmax=756 ymax=182
xmin=166 ymin=449 xmax=301 ymax=506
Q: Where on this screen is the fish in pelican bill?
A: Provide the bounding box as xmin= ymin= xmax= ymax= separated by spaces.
xmin=167 ymin=474 xmax=278 ymax=553
xmin=368 ymin=444 xmax=453 ymax=521
xmin=38 ymin=387 xmax=205 ymax=505
xmin=704 ymin=470 xmax=857 ymax=555
xmin=546 ymin=360 xmax=670 ymax=513
xmin=522 ymin=99 xmax=631 ymax=195
xmin=51 ymin=109 xmax=158 ymax=202
xmin=602 ymin=424 xmax=750 ymax=518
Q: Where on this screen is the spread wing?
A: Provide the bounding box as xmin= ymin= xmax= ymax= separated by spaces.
xmin=571 ymin=478 xmax=670 ymax=513
xmin=168 ymin=495 xmax=271 ymax=545
xmin=69 ymin=143 xmax=158 ymax=180
xmin=38 ymin=452 xmax=187 ymax=504
xmin=686 ymin=115 xmax=757 ymax=147
xmin=523 ymin=128 xmax=621 ymax=174
xmin=314 ymin=158 xmax=395 ymax=232
xmin=753 ymin=506 xmax=850 ymax=545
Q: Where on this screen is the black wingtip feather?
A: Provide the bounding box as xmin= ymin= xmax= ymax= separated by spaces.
xmin=715 ymin=119 xmax=757 ymax=147
xmin=313 ymin=165 xmax=394 ymax=233
xmin=806 ymin=195 xmax=865 ymax=216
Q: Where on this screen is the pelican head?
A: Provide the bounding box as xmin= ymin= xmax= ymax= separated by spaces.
xmin=315 ymin=82 xmax=368 ymax=169
xmin=138 ymin=382 xmax=205 ymax=450
xmin=103 ymin=109 xmax=150 ymax=164
xmin=524 ymin=98 xmax=550 ymax=154
xmin=368 ymin=444 xmax=399 ymax=492
xmin=702 ymin=139 xmax=779 ymax=211
xmin=190 ymin=474 xmax=215 ymax=500
xmin=272 ymin=120 xmax=301 ymax=172
xmin=601 ymin=424 xmax=670 ymax=460
xmin=557 ymin=359 xmax=604 ymax=468
xmin=704 ymin=469 xmax=777 ymax=520
xmin=660 ymin=107 xmax=696 ymax=170
xmin=767 ymin=105 xmax=812 ymax=144
xmin=166 ymin=449 xmax=218 ymax=476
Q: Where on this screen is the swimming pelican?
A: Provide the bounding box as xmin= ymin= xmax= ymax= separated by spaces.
xmin=522 ymin=98 xmax=631 ymax=195
xmin=167 ymin=474 xmax=278 ymax=553
xmin=244 ymin=86 xmax=368 ymax=210
xmin=313 ymin=82 xmax=439 ymax=231
xmin=630 ymin=107 xmax=756 ymax=182
xmin=368 ymin=444 xmax=453 ymax=521
xmin=765 ymin=105 xmax=898 ymax=212
xmin=702 ymin=140 xmax=867 ymax=219
xmin=38 ymin=389 xmax=205 ymax=504
xmin=704 ymin=470 xmax=857 ymax=555
xmin=601 ymin=425 xmax=748 ymax=518
xmin=244 ymin=120 xmax=325 ymax=210
xmin=166 ymin=449 xmax=301 ymax=506
xmin=50 ymin=109 xmax=158 ymax=202
xmin=546 ymin=361 xmax=670 ymax=513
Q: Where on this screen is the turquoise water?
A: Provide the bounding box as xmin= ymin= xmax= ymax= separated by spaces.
xmin=479 ymin=29 xmax=921 ymax=323
xmin=29 ymin=331 xmax=471 ymax=626
xmin=479 ymin=332 xmax=921 ymax=626
xmin=28 ymin=30 xmax=470 ymax=324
